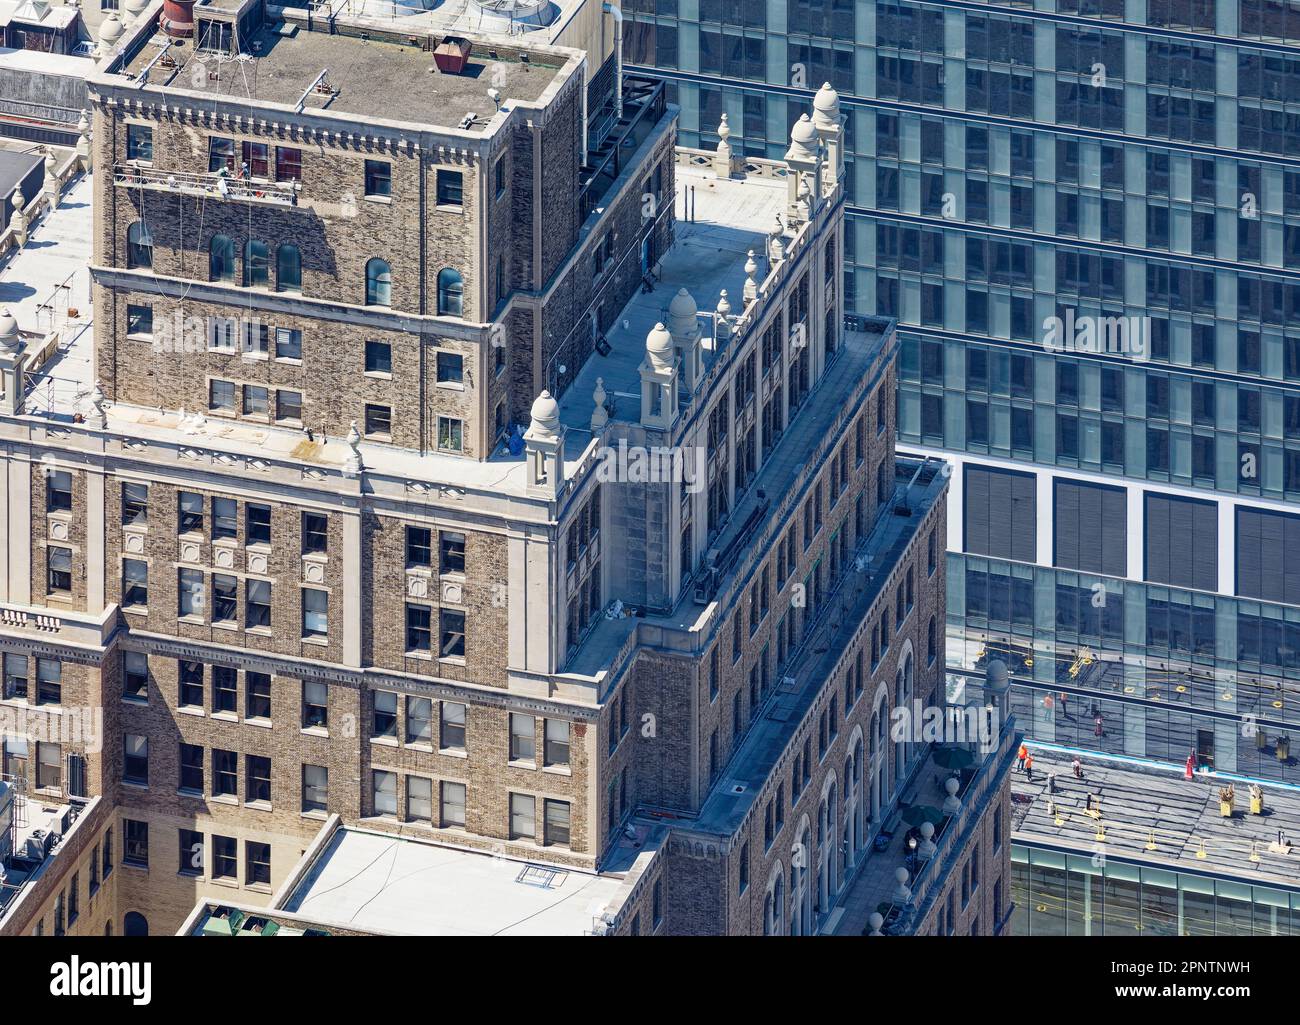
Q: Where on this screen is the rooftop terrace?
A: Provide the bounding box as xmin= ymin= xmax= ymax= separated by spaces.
xmin=116 ymin=13 xmax=569 ymax=129
xmin=1013 ymin=745 xmax=1300 ymax=890
xmin=560 ymin=159 xmax=788 ymax=433
xmin=277 ymin=822 xmax=656 ymax=935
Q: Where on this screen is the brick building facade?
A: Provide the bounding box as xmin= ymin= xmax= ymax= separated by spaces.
xmin=0 ymin=0 xmax=1014 ymax=938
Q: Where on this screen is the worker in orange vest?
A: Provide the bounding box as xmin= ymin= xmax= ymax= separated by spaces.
xmin=1017 ymin=744 xmax=1028 ymax=772
xmin=1025 ymin=754 xmax=1035 ymax=781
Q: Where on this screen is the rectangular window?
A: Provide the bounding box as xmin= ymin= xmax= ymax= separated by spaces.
xmin=436 ymin=169 xmax=464 ymax=206
xmin=208 ymin=379 xmax=235 ymax=412
xmin=123 ymin=734 xmax=148 ymax=785
xmin=123 ymin=819 xmax=148 ymax=867
xmin=178 ymin=660 xmax=204 ymax=708
xmin=441 ymin=780 xmax=466 ymax=828
xmin=243 ymin=385 xmax=269 ymax=416
xmin=35 ymin=740 xmax=60 ymax=790
xmin=212 ymin=835 xmax=237 ymax=880
xmin=246 ymin=754 xmax=271 ymax=804
xmin=436 ymin=351 xmax=464 ymax=384
xmin=406 ymin=526 xmax=432 ymax=568
xmin=364 ymin=404 xmax=391 ymax=438
xmin=213 ymin=574 xmax=237 ymax=625
xmin=275 ymin=327 xmax=302 ymax=360
xmin=245 ymin=671 xmax=271 ymax=720
xmin=121 ymin=482 xmax=149 ymax=525
xmin=178 ymin=567 xmax=204 ymax=618
xmin=302 ymin=587 xmax=328 ymax=639
xmin=437 ymin=416 xmax=464 ymax=452
xmin=241 ymin=141 xmax=269 ymax=178
xmin=407 ymin=775 xmax=433 ymax=822
xmin=439 ymin=608 xmax=466 ymax=658
xmin=126 ymin=123 xmax=153 ymax=162
xmin=543 ymin=799 xmax=571 ymax=847
xmin=373 ymin=769 xmax=397 ymax=816
xmin=440 ymin=701 xmax=466 ymax=751
xmin=509 ymin=792 xmax=535 ymax=840
xmin=123 ymin=651 xmax=148 ymax=700
xmin=544 ymin=719 xmax=570 ymax=767
xmin=46 ymin=471 xmax=72 ymax=512
xmin=122 ymin=558 xmax=148 ymax=608
xmin=212 ymin=665 xmax=237 ymax=714
xmin=179 ymin=743 xmax=203 ymax=792
xmin=207 ymin=136 xmax=236 ymax=173
xmin=213 ymin=497 xmax=237 ymax=540
xmin=246 ymin=504 xmax=272 ymax=545
xmin=364 ymin=339 xmax=392 ymax=374
xmin=405 ymin=603 xmax=432 ymax=653
xmin=178 ymin=828 xmax=203 ymax=875
xmin=406 ymin=695 xmax=433 ymax=745
xmin=213 ymin=749 xmax=237 ymax=797
xmin=364 ymin=160 xmax=391 ymax=198
xmin=303 ymin=680 xmax=328 ymax=729
xmin=510 ymin=713 xmax=536 ymax=762
xmin=2 ymin=654 xmax=26 ymax=702
xmin=246 ymin=578 xmax=272 ymax=628
xmin=46 ymin=546 xmax=72 ymax=594
xmin=303 ymin=764 xmax=328 ymax=812
xmin=246 ymin=840 xmax=271 ymax=886
xmin=440 ymin=532 xmax=466 ymax=574
xmin=277 ymin=390 xmax=303 ymax=423
xmin=178 ymin=491 xmax=204 ymax=534
xmin=373 ymin=691 xmax=398 ymax=738
xmin=275 ymin=146 xmax=302 ymax=183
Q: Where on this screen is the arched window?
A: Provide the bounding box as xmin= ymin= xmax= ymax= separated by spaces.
xmin=123 ymin=911 xmax=149 ymax=936
xmin=244 ymin=239 xmax=269 ymax=287
xmin=209 ymin=234 xmax=235 ymax=282
xmin=127 ymin=221 xmax=152 ymax=269
xmin=436 ymin=267 xmax=463 ymax=317
xmin=366 ymin=258 xmax=391 ymax=307
xmin=276 ymin=244 xmax=302 ymax=293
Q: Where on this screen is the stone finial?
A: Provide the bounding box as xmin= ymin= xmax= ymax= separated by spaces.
xmin=715 ymin=290 xmax=733 ymax=346
xmin=644 ymin=321 xmax=674 ymax=371
xmin=769 ymin=230 xmax=785 ymax=264
xmin=742 ymin=250 xmax=759 ymax=306
xmin=0 ymin=308 xmax=19 ymax=353
xmin=942 ymin=775 xmax=962 ymax=815
xmin=918 ymin=820 xmax=937 ymax=859
xmin=713 ymin=113 xmax=733 ymax=178
xmin=528 ymin=389 xmax=561 ymax=440
xmin=590 ymin=377 xmax=608 ymax=432
xmin=96 ymin=13 xmax=124 ymax=56
xmin=8 ymin=190 xmax=27 ymax=247
xmin=894 ymin=866 xmax=912 ymax=902
xmin=123 ymin=0 xmax=149 ymax=19
xmin=345 ymin=421 xmax=363 ymax=473
xmin=812 ymin=82 xmax=841 ymax=130
xmin=785 ymin=113 xmax=818 ymax=164
xmin=76 ymin=110 xmax=92 ymax=171
xmin=43 ymin=148 xmax=60 ymax=209
xmin=867 ymin=912 xmax=884 ymax=936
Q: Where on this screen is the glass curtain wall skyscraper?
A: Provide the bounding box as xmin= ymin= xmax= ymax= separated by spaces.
xmin=624 ymin=0 xmax=1300 ymax=784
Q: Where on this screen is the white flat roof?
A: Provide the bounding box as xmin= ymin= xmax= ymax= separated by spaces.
xmin=0 ymin=45 xmax=88 ymax=76
xmin=282 ymin=827 xmax=625 ymax=936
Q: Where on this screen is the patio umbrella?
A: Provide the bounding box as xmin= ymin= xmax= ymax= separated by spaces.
xmin=901 ymin=804 xmax=945 ymax=827
xmin=932 ymin=746 xmax=976 ymax=771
